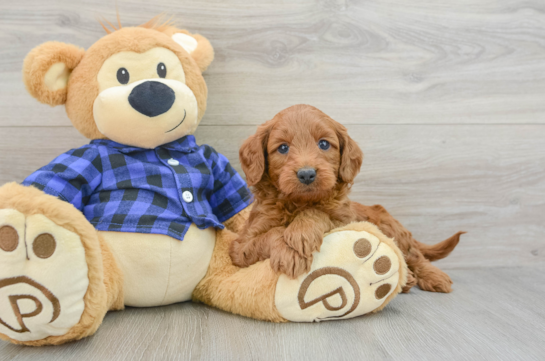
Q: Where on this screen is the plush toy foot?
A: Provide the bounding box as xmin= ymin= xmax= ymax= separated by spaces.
xmin=0 ymin=209 xmax=89 ymax=343
xmin=0 ymin=183 xmax=120 ymax=346
xmin=275 ymin=222 xmax=407 ymax=322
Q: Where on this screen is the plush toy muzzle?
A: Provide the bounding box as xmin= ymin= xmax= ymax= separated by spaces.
xmin=93 ymin=77 xmax=198 ymax=149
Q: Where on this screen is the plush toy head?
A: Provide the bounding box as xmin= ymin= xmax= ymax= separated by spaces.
xmin=23 ymin=17 xmax=214 ymax=149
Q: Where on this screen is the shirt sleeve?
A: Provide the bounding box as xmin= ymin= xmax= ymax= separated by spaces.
xmin=205 ymin=145 xmax=253 ymax=223
xmin=21 ymin=145 xmax=103 ymax=211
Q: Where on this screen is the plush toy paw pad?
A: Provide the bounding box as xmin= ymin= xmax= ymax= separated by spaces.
xmin=375 ymin=283 xmax=392 ymax=299
xmin=0 ymin=209 xmax=88 ymax=342
xmin=275 ymin=229 xmax=400 ymax=322
xmin=373 ymin=256 xmax=391 ymax=275
xmin=32 ymin=233 xmax=57 ymax=259
xmin=353 ymin=238 xmax=372 ymax=258
xmin=0 ymin=225 xmax=19 ymax=252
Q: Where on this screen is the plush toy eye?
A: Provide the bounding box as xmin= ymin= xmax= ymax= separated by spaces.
xmin=157 ymin=63 xmax=167 ymax=78
xmin=278 ymin=144 xmax=289 ymax=154
xmin=318 ymin=139 xmax=330 ymax=150
xmin=116 ymin=68 xmax=130 ymax=84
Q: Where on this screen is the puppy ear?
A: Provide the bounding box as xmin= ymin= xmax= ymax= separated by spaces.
xmin=23 ymin=41 xmax=85 ymax=106
xmin=337 ymin=124 xmax=363 ymax=183
xmin=161 ymin=27 xmax=214 ymax=72
xmin=239 ymin=120 xmax=274 ymax=186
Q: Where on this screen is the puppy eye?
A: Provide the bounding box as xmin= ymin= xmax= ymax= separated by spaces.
xmin=278 ymin=144 xmax=289 ymax=154
xmin=116 ymin=68 xmax=130 ymax=84
xmin=157 ymin=62 xmax=167 ymax=78
xmin=318 ymin=139 xmax=330 ymax=150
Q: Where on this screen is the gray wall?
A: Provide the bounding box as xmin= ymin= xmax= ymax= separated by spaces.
xmin=1 ymin=1 xmax=544 ymax=273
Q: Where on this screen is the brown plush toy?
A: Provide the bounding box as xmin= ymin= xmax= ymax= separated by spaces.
xmin=0 ymin=17 xmax=407 ymax=346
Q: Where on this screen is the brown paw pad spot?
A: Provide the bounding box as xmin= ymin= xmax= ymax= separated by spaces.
xmin=0 ymin=225 xmax=19 ymax=252
xmin=353 ymin=238 xmax=372 ymax=258
xmin=373 ymin=256 xmax=391 ymax=275
xmin=375 ymin=284 xmax=392 ymax=299
xmin=33 ymin=233 xmax=56 ymax=259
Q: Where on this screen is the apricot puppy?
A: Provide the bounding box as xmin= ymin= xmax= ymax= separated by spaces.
xmin=230 ymin=104 xmax=463 ymax=293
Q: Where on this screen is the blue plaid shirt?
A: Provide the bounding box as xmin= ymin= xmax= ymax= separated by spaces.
xmin=22 ymin=136 xmax=253 ymax=241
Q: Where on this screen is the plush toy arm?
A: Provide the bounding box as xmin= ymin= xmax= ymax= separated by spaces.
xmin=21 ymin=144 xmax=103 ymax=210
xmin=206 ymin=145 xmax=254 ymax=225
xmin=222 ymin=204 xmax=251 ymax=234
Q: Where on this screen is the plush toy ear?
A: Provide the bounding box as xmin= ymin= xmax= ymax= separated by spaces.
xmin=172 ymin=32 xmax=214 ymax=72
xmin=23 ymin=41 xmax=85 ymax=106
xmin=162 ymin=28 xmax=214 ymax=72
xmin=172 ymin=33 xmax=198 ymax=54
xmin=336 ymin=124 xmax=364 ymax=184
xmin=239 ymin=119 xmax=275 ymax=187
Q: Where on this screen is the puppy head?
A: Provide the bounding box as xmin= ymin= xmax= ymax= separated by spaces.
xmin=240 ymin=104 xmax=363 ymax=201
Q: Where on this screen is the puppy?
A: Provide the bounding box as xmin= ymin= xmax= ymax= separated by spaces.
xmin=230 ymin=104 xmax=463 ymax=293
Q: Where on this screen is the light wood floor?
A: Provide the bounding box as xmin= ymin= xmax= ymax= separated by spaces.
xmin=0 ymin=0 xmax=544 ymax=360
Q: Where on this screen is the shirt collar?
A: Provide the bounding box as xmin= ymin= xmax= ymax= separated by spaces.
xmin=91 ymin=135 xmax=199 ymax=154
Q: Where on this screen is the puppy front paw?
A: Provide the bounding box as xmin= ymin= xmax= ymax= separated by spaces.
xmin=270 ymin=240 xmax=313 ymax=279
xmin=283 ymin=228 xmax=322 ymax=259
xmin=229 ymin=238 xmax=260 ymax=268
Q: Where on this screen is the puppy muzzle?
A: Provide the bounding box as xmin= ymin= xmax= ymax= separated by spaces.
xmin=297 ymin=168 xmax=317 ymax=185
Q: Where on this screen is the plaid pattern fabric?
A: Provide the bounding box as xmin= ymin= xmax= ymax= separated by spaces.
xmin=22 ymin=136 xmax=253 ymax=241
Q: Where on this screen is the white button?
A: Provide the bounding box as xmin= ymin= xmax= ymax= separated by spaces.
xmin=182 ymin=191 xmax=193 ymax=203
xmin=167 ymin=158 xmax=179 ymax=166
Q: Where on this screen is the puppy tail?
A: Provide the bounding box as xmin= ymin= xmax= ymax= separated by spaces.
xmin=416 ymin=231 xmax=465 ymax=261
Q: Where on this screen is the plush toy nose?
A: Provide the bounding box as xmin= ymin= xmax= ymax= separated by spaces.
xmin=128 ymin=81 xmax=176 ymax=117
xmin=297 ymin=168 xmax=316 ymax=185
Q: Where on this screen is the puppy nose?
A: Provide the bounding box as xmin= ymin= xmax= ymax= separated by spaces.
xmin=297 ymin=168 xmax=316 ymax=185
xmin=128 ymin=81 xmax=175 ymax=117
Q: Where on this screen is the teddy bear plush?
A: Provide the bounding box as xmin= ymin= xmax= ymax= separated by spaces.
xmin=0 ymin=17 xmax=407 ymax=346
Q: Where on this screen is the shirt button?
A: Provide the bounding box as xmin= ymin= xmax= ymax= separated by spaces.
xmin=167 ymin=158 xmax=179 ymax=166
xmin=182 ymin=191 xmax=193 ymax=203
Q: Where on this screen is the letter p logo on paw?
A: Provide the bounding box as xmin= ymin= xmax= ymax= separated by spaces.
xmin=0 ymin=276 xmax=60 ymax=334
xmin=298 ymin=267 xmax=360 ymax=319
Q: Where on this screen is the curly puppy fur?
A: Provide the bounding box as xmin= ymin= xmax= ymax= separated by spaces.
xmin=230 ymin=104 xmax=464 ymax=292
